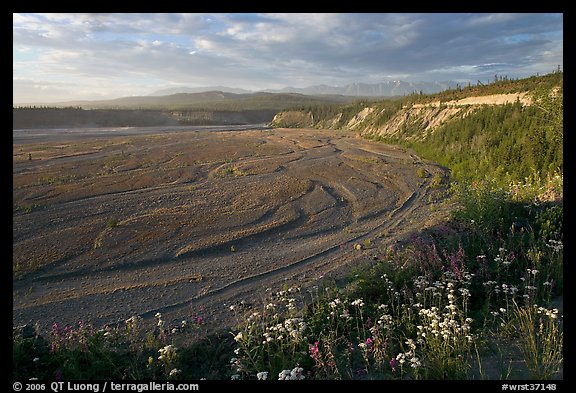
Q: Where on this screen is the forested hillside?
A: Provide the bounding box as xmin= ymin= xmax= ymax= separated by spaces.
xmin=272 ymin=72 xmax=563 ymax=185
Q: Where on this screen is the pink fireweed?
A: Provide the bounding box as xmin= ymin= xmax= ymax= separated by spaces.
xmin=389 ymin=358 xmax=398 ymax=372
xmin=309 ymin=341 xmax=320 ymax=361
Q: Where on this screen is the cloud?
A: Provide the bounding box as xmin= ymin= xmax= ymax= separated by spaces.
xmin=13 ymin=13 xmax=563 ymax=103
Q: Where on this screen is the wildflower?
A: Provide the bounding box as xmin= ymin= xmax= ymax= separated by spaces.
xmin=229 ymin=305 xmax=235 ymax=311
xmin=169 ymin=368 xmax=181 ymax=377
xmin=499 ymin=308 xmax=506 ymax=313
xmin=290 ymin=366 xmax=305 ymax=380
xmin=248 ymin=312 xmax=260 ymax=322
xmin=410 ymin=357 xmax=421 ymax=369
xmin=329 ymin=298 xmax=341 ymax=308
xmin=233 ymin=332 xmax=243 ymax=342
xmin=309 ymin=341 xmax=320 ymax=360
xmin=158 ymin=345 xmax=177 ymax=361
xmin=125 ymin=316 xmax=140 ymax=325
xmin=181 ymin=320 xmax=187 ymax=328
xmin=263 ymin=333 xmax=273 ymax=344
xmin=351 ymin=298 xmax=364 ymax=307
xmin=405 ymin=339 xmax=416 ymax=350
xmin=546 ymin=239 xmax=563 ymax=252
xmin=278 ymin=370 xmax=291 ymax=380
xmin=33 ymin=357 xmax=40 ymax=363
xmin=257 ymin=371 xmax=269 ymax=380
xmin=231 ymin=375 xmax=240 ymax=380
xmin=389 ymin=358 xmax=398 ymax=372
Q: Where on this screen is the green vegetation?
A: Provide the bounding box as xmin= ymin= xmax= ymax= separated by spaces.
xmin=399 ymin=97 xmax=562 ymax=184
xmin=416 ymin=167 xmax=428 ymax=178
xmin=13 ymin=71 xmax=562 ymax=380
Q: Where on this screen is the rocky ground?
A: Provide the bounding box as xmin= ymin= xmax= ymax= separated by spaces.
xmin=13 ymin=126 xmax=451 ymax=334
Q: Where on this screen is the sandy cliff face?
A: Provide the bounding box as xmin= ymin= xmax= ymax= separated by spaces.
xmin=270 ymin=111 xmax=315 ymax=128
xmin=354 ymin=106 xmax=465 ymax=140
xmin=270 ymin=91 xmax=536 ymax=143
xmin=357 ymin=92 xmax=530 ymax=140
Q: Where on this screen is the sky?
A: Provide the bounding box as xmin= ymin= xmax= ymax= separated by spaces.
xmin=13 ymin=13 xmax=563 ymax=104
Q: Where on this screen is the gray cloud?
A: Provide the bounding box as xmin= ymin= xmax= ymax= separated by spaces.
xmin=13 ymin=13 xmax=563 ymax=103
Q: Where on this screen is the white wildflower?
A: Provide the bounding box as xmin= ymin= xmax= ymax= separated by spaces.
xmin=410 ymin=357 xmax=421 ymax=369
xmin=290 ymin=366 xmax=305 ymax=380
xmin=351 ymin=298 xmax=364 ymax=307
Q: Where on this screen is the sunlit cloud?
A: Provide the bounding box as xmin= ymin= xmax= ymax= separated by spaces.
xmin=13 ymin=13 xmax=563 ymax=103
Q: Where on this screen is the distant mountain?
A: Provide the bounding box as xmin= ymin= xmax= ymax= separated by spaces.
xmin=149 ymin=86 xmax=254 ymax=96
xmin=262 ymin=80 xmax=460 ymax=97
xmin=148 ymin=80 xmax=460 ymax=98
